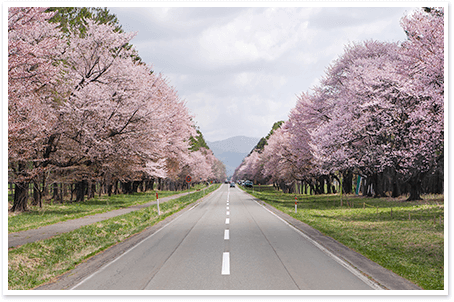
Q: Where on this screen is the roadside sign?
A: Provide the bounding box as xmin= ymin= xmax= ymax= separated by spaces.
xmin=186 ymin=175 xmax=192 ymax=183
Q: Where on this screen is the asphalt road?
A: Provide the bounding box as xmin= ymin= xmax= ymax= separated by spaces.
xmin=71 ymin=184 xmax=379 ymax=290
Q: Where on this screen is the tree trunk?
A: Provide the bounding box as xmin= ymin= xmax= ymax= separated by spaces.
xmin=11 ymin=182 xmax=29 ymax=212
xmin=407 ymin=176 xmax=423 ymax=201
xmin=98 ymin=182 xmax=102 ymax=197
xmin=431 ymin=169 xmax=443 ymax=194
xmin=70 ymin=184 xmax=74 ymax=202
xmin=75 ymin=181 xmax=87 ymax=202
xmin=362 ymin=177 xmax=373 ymax=197
xmin=63 ymin=183 xmax=68 ymax=200
xmin=121 ymin=181 xmax=130 ymax=194
xmin=42 ymin=175 xmax=48 ymax=197
xmin=59 ymin=183 xmax=64 ymax=202
xmin=373 ymin=173 xmax=387 ymax=198
xmin=52 ymin=183 xmax=59 ymax=202
xmin=316 ymin=177 xmax=324 ymax=194
xmin=140 ymin=181 xmax=145 ymax=192
xmin=309 ymin=183 xmax=315 ymax=195
xmin=114 ymin=181 xmax=119 ymax=195
xmin=437 ymin=169 xmax=444 ymax=194
xmin=107 ymin=183 xmax=112 ymax=196
xmin=88 ymin=182 xmax=96 ymax=199
xmin=132 ymin=181 xmax=140 ymax=193
xmin=392 ymin=172 xmax=401 ymax=198
xmin=342 ymin=170 xmax=353 ymax=194
xmin=87 ymin=181 xmax=93 ymax=199
xmin=326 ymin=176 xmax=332 ymax=194
xmin=31 ymin=181 xmax=42 ymax=207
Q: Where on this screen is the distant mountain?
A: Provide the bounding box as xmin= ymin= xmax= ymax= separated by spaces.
xmin=207 ymin=136 xmax=260 ymax=177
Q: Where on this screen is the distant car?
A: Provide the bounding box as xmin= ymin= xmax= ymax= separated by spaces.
xmin=230 ymin=182 xmax=235 ymax=187
xmin=244 ymin=180 xmax=253 ymax=188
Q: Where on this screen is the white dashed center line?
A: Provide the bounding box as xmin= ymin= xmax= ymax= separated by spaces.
xmin=222 ymin=252 xmax=230 ymax=275
xmin=222 ymin=186 xmax=231 ymax=276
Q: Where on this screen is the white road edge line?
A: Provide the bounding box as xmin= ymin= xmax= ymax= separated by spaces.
xmin=222 ymin=252 xmax=230 ymax=275
xmin=224 ymin=229 xmax=229 ymax=240
xmin=70 ymin=201 xmax=201 ymax=290
xmin=251 ymin=197 xmax=384 ymax=290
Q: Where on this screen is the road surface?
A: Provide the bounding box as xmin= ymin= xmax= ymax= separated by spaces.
xmin=71 ymin=184 xmax=379 ymax=290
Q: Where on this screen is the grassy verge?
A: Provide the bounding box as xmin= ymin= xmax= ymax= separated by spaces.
xmin=242 ymin=185 xmax=444 ymax=290
xmin=8 ymin=184 xmax=208 ymax=233
xmin=8 ymin=184 xmax=220 ymax=290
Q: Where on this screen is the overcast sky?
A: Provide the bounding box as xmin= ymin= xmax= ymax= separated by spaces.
xmin=108 ymin=4 xmax=416 ymax=142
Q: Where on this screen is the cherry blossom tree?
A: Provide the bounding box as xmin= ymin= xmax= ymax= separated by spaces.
xmin=186 ymin=148 xmax=215 ymax=183
xmin=285 ymin=93 xmax=319 ymax=190
xmin=212 ymin=157 xmax=227 ymax=182
xmin=34 ymin=18 xmax=197 ymax=198
xmin=395 ymin=7 xmax=444 ymax=200
xmin=44 ymin=20 xmax=145 ymax=199
xmin=315 ymin=9 xmax=443 ymax=199
xmin=159 ymin=88 xmax=197 ymax=188
xmin=309 ymin=41 xmax=406 ymax=196
xmin=259 ymin=127 xmax=297 ymax=191
xmin=8 ymin=7 xmax=64 ymax=211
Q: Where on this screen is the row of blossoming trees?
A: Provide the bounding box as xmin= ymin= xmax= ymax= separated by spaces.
xmin=234 ymin=8 xmax=444 ymax=201
xmin=8 ymin=7 xmax=226 ymax=211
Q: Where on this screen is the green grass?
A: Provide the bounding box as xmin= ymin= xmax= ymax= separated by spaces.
xmin=8 ymin=184 xmax=208 ymax=233
xmin=8 ymin=184 xmax=220 ymax=290
xmin=242 ymin=185 xmax=444 ymax=290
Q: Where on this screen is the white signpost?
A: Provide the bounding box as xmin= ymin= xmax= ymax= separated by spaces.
xmin=156 ymin=191 xmax=160 ymax=215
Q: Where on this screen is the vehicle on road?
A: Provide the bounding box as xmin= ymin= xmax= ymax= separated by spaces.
xmin=244 ymin=180 xmax=253 ymax=188
xmin=230 ymin=182 xmax=235 ymax=187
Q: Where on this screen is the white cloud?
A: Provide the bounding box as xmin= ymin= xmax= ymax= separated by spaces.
xmin=198 ymin=8 xmax=312 ymax=68
xmin=109 ymin=6 xmax=416 ymax=142
xmin=233 ymin=72 xmax=287 ymax=92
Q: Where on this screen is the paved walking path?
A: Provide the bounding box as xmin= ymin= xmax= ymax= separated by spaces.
xmin=8 ymin=187 xmax=211 ymax=248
